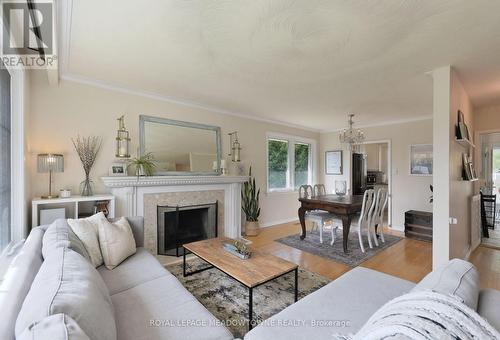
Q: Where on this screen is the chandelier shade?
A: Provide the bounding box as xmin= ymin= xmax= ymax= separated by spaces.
xmin=339 ymin=114 xmax=365 ymax=150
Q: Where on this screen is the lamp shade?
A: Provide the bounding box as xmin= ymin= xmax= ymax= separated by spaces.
xmin=37 ymin=154 xmax=64 ymax=173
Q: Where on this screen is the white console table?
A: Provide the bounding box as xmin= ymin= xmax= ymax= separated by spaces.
xmin=31 ymin=195 xmax=115 ymax=228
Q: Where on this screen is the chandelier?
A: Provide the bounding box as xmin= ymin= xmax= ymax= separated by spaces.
xmin=339 ymin=114 xmax=365 ymax=150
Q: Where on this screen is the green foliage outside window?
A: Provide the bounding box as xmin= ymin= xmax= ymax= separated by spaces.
xmin=268 ymin=139 xmax=288 ymax=189
xmin=267 ymin=139 xmax=310 ymax=190
xmin=294 ymin=143 xmax=310 ymax=188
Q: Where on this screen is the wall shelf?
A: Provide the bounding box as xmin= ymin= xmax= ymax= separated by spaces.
xmin=461 ymin=178 xmax=478 ymax=182
xmin=455 ymin=138 xmax=475 ymax=148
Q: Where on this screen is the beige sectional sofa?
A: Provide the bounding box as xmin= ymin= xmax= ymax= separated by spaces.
xmin=2 ymin=216 xmax=500 ymax=339
xmin=0 ymin=218 xmax=233 ymax=340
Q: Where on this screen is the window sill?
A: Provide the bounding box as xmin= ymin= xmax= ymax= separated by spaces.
xmin=266 ymin=189 xmax=299 ymax=196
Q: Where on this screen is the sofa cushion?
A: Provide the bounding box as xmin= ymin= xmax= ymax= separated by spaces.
xmin=98 ymin=217 xmax=136 ymax=270
xmin=68 ymin=212 xmax=106 ymax=267
xmin=42 ymin=219 xmax=90 ymax=261
xmin=111 ymin=275 xmax=233 ymax=340
xmin=478 ymin=289 xmax=500 ymax=332
xmin=244 ymin=267 xmax=415 ymax=340
xmin=412 ymin=258 xmax=479 ymax=310
xmin=18 ymin=313 xmax=90 ymax=340
xmin=98 ymin=247 xmax=171 ymax=295
xmin=0 ymin=227 xmax=45 ymax=340
xmin=15 ymin=247 xmax=116 ymax=340
xmin=109 ymin=216 xmax=144 ymax=248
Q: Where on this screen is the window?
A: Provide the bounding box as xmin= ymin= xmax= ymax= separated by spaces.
xmin=0 ymin=67 xmax=11 ymax=251
xmin=267 ymin=134 xmax=314 ymax=192
xmin=268 ymin=139 xmax=289 ymax=190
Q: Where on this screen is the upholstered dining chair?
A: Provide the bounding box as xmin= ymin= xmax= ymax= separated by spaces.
xmin=372 ymin=188 xmax=389 ymax=246
xmin=299 ymin=185 xmax=337 ymax=245
xmin=351 ymin=189 xmax=376 ymax=253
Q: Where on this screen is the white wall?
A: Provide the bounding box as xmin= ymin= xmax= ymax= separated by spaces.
xmin=432 ymin=66 xmax=475 ymax=267
xmin=449 ymin=69 xmax=474 ymax=260
xmin=27 ymin=72 xmax=319 ymax=227
xmin=320 ymin=119 xmax=433 ymax=230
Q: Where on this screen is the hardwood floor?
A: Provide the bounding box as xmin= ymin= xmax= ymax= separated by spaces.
xmin=469 ymin=245 xmax=500 ymax=290
xmin=246 ymin=221 xmax=500 ymax=290
xmin=246 ymin=221 xmax=432 ymax=283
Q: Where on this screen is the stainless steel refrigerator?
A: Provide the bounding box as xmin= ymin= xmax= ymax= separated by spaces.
xmin=352 ymin=153 xmax=367 ymax=195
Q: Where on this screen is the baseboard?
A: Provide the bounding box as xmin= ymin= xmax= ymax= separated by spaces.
xmin=260 ymin=217 xmax=299 ymax=228
xmin=389 ymin=225 xmax=405 ymax=232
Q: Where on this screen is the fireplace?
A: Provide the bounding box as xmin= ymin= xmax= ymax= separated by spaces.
xmin=157 ymin=202 xmax=217 ymax=256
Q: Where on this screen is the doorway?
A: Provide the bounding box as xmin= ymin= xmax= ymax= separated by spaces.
xmin=478 ymin=131 xmax=500 ymax=248
xmin=353 ymin=140 xmax=392 ymax=228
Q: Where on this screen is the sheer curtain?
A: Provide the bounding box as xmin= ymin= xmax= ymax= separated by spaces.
xmin=0 ymin=67 xmax=11 ymax=251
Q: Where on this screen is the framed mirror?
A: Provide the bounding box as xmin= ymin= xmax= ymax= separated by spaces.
xmin=139 ymin=115 xmax=221 ymax=175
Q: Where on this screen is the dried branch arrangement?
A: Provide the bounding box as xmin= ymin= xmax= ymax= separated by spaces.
xmin=71 ymin=135 xmax=102 ymax=176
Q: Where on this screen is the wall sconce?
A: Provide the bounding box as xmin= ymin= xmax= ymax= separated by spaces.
xmin=228 ymin=131 xmax=241 ymax=162
xmin=115 ymin=115 xmax=131 ymax=158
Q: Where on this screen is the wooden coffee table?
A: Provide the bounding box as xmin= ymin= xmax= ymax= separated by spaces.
xmin=183 ymin=237 xmax=299 ymax=330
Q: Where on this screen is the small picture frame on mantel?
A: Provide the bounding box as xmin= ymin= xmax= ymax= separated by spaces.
xmin=109 ymin=162 xmax=127 ymax=176
xmin=325 ymin=150 xmax=343 ymax=175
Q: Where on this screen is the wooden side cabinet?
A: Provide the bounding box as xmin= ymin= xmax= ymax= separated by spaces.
xmin=404 ymin=210 xmax=432 ymax=242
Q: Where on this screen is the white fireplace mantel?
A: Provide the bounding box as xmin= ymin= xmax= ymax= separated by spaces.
xmin=101 ymin=175 xmax=248 ymax=188
xmin=101 ymin=175 xmax=248 ymax=239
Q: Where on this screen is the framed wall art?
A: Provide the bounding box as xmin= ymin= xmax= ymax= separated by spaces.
xmin=325 ymin=150 xmax=343 ymax=175
xmin=409 ymin=144 xmax=433 ymax=176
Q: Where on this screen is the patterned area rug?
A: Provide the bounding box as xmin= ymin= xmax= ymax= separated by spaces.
xmin=277 ymin=229 xmax=402 ymax=267
xmin=167 ymin=257 xmax=330 ymax=338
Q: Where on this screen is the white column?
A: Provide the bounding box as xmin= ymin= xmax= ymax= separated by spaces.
xmin=111 ymin=187 xmax=135 ymax=217
xmin=432 ymin=66 xmax=451 ymax=268
xmin=224 ymin=182 xmax=242 ymax=238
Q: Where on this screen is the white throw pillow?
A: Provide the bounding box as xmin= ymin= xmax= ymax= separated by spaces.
xmin=98 ymin=217 xmax=136 ymax=270
xmin=67 ymin=212 xmax=106 ymax=267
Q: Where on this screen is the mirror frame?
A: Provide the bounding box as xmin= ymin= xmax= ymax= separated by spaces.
xmin=139 ymin=115 xmax=222 ymax=176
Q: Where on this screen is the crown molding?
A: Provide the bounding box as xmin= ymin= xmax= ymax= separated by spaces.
xmin=320 ymin=115 xmax=433 ymax=133
xmin=60 ymin=72 xmax=321 ymax=133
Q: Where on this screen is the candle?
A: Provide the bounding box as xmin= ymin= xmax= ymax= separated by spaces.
xmin=118 ymin=145 xmax=126 ymax=156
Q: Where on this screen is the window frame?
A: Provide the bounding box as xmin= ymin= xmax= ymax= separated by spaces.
xmin=266 ymin=132 xmax=316 ymax=193
xmin=0 ymin=66 xmax=26 ymax=243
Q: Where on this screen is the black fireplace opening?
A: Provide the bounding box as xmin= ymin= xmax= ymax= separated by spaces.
xmin=157 ymin=202 xmax=217 ymax=256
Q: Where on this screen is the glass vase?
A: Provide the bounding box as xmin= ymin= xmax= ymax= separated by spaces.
xmin=80 ymin=176 xmax=94 ymax=196
xmin=335 ymin=180 xmax=347 ymax=196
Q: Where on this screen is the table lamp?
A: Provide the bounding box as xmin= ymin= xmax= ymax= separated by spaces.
xmin=37 ymin=154 xmax=64 ymax=198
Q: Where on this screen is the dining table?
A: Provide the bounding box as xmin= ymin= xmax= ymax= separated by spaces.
xmin=298 ymin=194 xmax=364 ymax=253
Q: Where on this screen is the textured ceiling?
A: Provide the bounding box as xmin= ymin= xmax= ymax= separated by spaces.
xmin=63 ymin=0 xmax=500 ymax=131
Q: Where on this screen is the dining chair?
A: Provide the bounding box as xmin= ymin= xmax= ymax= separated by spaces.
xmin=371 ymin=188 xmax=389 ymax=246
xmin=352 ymin=189 xmax=376 ymax=253
xmin=299 ymin=185 xmax=337 ymax=245
xmin=313 ymin=184 xmax=327 ymax=197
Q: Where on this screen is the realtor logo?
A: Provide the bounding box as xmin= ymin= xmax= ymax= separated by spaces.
xmin=1 ymin=0 xmax=56 ymax=69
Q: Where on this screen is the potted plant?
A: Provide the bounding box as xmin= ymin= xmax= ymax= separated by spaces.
xmin=127 ymin=153 xmax=156 ymax=178
xmin=242 ymin=166 xmax=261 ymax=236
